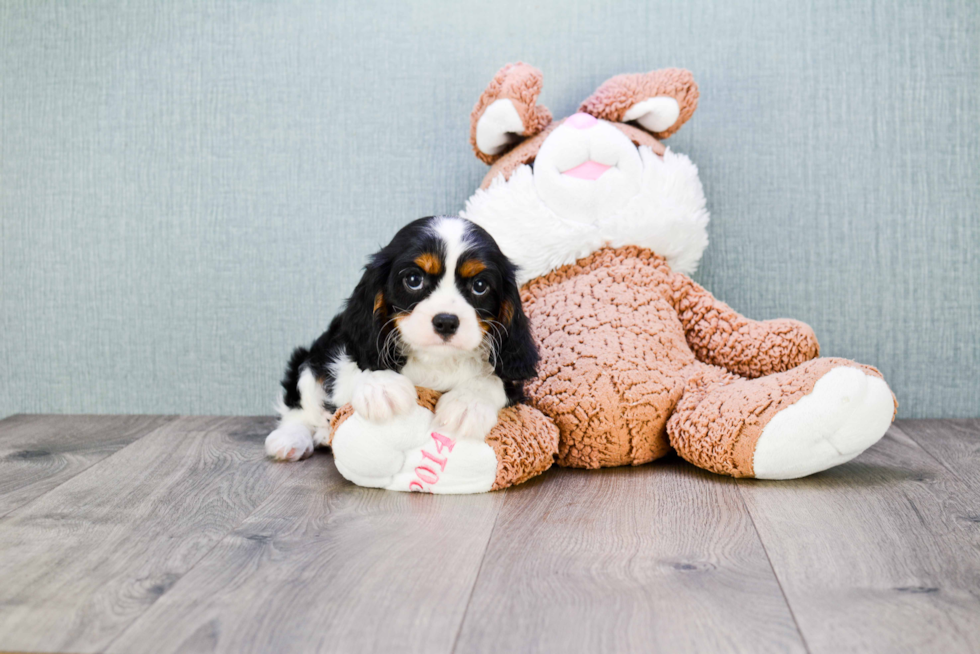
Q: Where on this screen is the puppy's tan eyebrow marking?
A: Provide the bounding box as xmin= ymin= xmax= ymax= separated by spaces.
xmin=414 ymin=253 xmax=442 ymax=275
xmin=459 ymin=259 xmax=486 ymax=278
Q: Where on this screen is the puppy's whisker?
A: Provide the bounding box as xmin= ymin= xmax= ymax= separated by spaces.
xmin=487 ymin=318 xmax=509 ymax=338
xmin=481 ymin=324 xmax=502 ymax=368
xmin=483 ymin=320 xmax=505 ymax=357
xmin=375 ymin=315 xmax=401 ymax=367
xmin=377 ymin=314 xmax=405 ymax=369
xmin=380 ymin=327 xmax=403 ymax=369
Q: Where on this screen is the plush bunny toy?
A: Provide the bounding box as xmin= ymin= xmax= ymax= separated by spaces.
xmin=329 ymin=63 xmax=897 ymax=493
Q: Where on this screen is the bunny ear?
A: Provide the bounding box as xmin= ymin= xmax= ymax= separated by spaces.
xmin=470 ymin=63 xmax=553 ymax=164
xmin=579 ymin=68 xmax=699 ymax=139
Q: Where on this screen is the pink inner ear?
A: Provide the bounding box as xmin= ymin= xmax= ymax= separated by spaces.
xmin=563 ymin=160 xmax=611 ymax=180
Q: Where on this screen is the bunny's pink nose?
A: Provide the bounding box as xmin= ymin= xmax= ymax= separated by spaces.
xmin=566 ymin=112 xmax=598 ymax=129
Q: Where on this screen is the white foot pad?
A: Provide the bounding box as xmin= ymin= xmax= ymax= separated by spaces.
xmin=753 ymin=367 xmax=895 ymax=480
xmin=265 ymin=423 xmax=315 ymax=462
xmin=331 ymin=405 xmax=498 ymax=494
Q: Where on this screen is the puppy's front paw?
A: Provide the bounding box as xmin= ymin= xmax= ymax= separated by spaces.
xmin=265 ymin=423 xmax=314 ymax=462
xmin=351 ymin=370 xmax=418 ymax=423
xmin=434 ymin=391 xmax=500 ymax=441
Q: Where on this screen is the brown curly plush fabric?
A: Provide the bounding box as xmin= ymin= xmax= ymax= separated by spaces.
xmin=520 ymin=246 xmax=832 ymax=470
xmin=579 ymin=68 xmax=700 ymax=139
xmin=485 ymin=403 xmax=560 ymax=490
xmin=330 ymin=387 xmax=559 ymax=491
xmin=671 ymin=268 xmax=820 ymax=378
xmin=469 ymin=62 xmax=553 ymax=165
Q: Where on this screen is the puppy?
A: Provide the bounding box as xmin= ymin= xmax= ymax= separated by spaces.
xmin=265 ymin=216 xmax=538 ymax=461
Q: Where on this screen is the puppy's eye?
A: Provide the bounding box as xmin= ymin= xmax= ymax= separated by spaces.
xmin=471 ymin=279 xmax=489 ymax=296
xmin=404 ymin=272 xmax=425 ymax=291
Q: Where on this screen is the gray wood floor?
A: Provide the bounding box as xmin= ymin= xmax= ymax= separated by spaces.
xmin=0 ymin=416 xmax=977 ymax=654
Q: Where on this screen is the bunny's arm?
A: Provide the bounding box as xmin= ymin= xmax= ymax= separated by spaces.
xmin=668 ymin=271 xmax=820 ymax=378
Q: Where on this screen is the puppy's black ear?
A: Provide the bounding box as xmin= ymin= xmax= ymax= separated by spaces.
xmin=341 ymin=250 xmax=401 ymax=371
xmin=493 ymin=279 xmax=539 ymax=405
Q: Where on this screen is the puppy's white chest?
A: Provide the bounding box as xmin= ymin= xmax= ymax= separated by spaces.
xmin=401 ymin=351 xmax=491 ymax=393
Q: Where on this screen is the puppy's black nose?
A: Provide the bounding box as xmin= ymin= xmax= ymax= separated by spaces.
xmin=432 ymin=313 xmax=459 ymax=338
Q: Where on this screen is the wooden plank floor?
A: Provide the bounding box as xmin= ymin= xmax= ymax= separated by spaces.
xmin=0 ymin=416 xmax=977 ymax=654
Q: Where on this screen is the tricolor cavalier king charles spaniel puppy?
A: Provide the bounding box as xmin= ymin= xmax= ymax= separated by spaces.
xmin=265 ymin=216 xmax=538 ymax=461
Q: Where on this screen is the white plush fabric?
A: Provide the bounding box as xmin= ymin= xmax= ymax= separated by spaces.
xmin=331 ymin=405 xmax=498 ymax=494
xmin=462 ymin=146 xmax=709 ymax=285
xmin=753 ymin=367 xmax=895 ymax=479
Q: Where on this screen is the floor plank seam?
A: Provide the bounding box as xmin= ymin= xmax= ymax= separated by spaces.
xmin=890 ymin=423 xmax=977 ymax=491
xmin=449 ymin=498 xmax=503 ymax=654
xmin=0 ymin=416 xmax=180 ymax=521
xmin=733 ymin=479 xmax=812 ymax=654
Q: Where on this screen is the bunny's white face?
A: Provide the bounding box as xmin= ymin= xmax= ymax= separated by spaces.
xmin=532 ymin=113 xmax=644 ymax=225
xmin=465 ymin=65 xmax=707 ymax=283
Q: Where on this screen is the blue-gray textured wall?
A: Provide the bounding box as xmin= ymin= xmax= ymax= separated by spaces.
xmin=1 ymin=0 xmax=978 ymax=418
